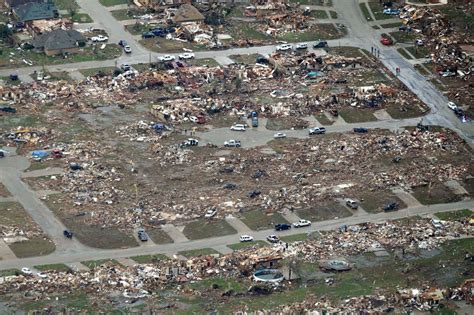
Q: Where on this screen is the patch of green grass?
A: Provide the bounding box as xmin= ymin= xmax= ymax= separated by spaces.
xmin=338 ymin=108 xmax=377 ymax=123
xmin=53 ymin=0 xmax=78 ymax=10
xmin=178 ymin=248 xmax=220 ymax=258
xmin=130 ymin=254 xmax=169 ymax=264
xmin=277 ymin=24 xmax=341 ymax=42
xmin=326 ymin=46 xmax=371 ymax=61
xmin=389 ymin=31 xmax=417 ymax=43
xmin=81 ymin=259 xmax=121 ymax=269
xmin=413 ymin=64 xmax=431 ymax=76
xmin=438 ymin=5 xmax=473 ymax=33
xmin=380 ymin=22 xmax=402 ymax=29
xmin=9 ymin=237 xmax=55 ymax=258
xmin=0 ymin=76 xmax=21 ymax=86
xmin=311 ymin=10 xmax=329 ymax=19
xmin=288 ymin=0 xmax=331 ymax=5
xmin=329 ymin=11 xmax=338 ymax=19
xmin=385 ymin=103 xmax=428 ymax=119
xmin=359 ymin=3 xmax=373 ymax=22
xmin=368 ymin=1 xmax=393 ymax=20
xmin=372 ymin=25 xmax=381 ymax=29
xmin=405 ymin=46 xmax=429 ymax=59
xmin=314 ymin=112 xmax=334 ymax=125
xmin=187 ymin=58 xmax=220 ymax=67
xmin=183 ymin=219 xmax=237 ymax=240
xmin=230 ymin=54 xmax=260 ymax=64
xmin=239 ymin=210 xmax=289 ymax=231
xmin=296 ymin=202 xmax=352 ymax=221
xmin=125 ymin=23 xmax=150 ymax=35
xmin=146 ymin=228 xmax=174 ymax=244
xmin=0 ymin=269 xmax=20 ymax=277
xmin=79 ymin=66 xmax=116 ymax=77
xmin=70 ymin=13 xmax=93 ymax=23
xmin=279 ymin=233 xmax=308 ymax=243
xmin=435 ymin=209 xmax=472 ymax=221
xmin=397 ymin=47 xmax=413 ymax=59
xmin=111 ymin=9 xmax=135 ymax=21
xmin=140 ymin=38 xmax=207 ymax=53
xmin=228 ymin=240 xmax=268 ymax=251
xmin=99 ymin=0 xmax=128 ymax=6
xmin=357 ymin=190 xmax=406 ymax=213
xmin=412 ymin=183 xmax=462 ymax=205
xmin=34 ymin=263 xmax=71 ymax=272
xmin=189 ymin=277 xmax=246 ymax=293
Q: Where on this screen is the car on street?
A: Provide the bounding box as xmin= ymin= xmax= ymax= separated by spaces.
xmin=276 ymin=44 xmax=293 ymax=51
xmin=353 ymin=127 xmax=369 ymax=133
xmin=179 ymin=52 xmax=195 ymax=59
xmin=313 ymin=40 xmax=328 ymax=48
xmin=37 ymin=272 xmax=48 ymax=278
xmin=274 ymin=132 xmax=287 ymax=139
xmin=230 ymin=124 xmax=246 ymax=131
xmin=267 ymin=235 xmax=280 ymax=243
xmin=204 ymin=209 xmax=217 ymax=218
xmin=383 ymin=202 xmax=399 ymax=212
xmin=224 ymin=140 xmax=241 ymax=147
xmin=123 ymin=45 xmax=132 ymax=54
xmin=91 ymin=35 xmax=108 ymax=42
xmin=137 ymin=228 xmax=148 ymax=241
xmin=63 ymin=230 xmax=73 ymax=238
xmin=293 ymin=219 xmax=311 ymax=228
xmin=275 ymin=223 xmax=291 ymax=231
xmin=240 ymin=235 xmax=254 ymax=242
xmin=21 ymin=267 xmax=32 ymax=275
xmin=447 ymin=102 xmax=458 ymax=111
xmin=346 ymin=199 xmax=358 ymax=209
xmin=309 ymin=127 xmax=326 ymax=135
xmin=295 ymin=43 xmax=308 ymax=50
xmin=118 ymin=40 xmax=127 ymax=47
xmin=383 ymin=8 xmax=400 ymax=15
xmin=142 ymin=31 xmax=155 ymax=38
xmin=180 ymin=138 xmax=199 ymax=147
xmin=380 ymin=37 xmax=393 ymax=46
xmin=159 ymin=55 xmax=175 ymax=62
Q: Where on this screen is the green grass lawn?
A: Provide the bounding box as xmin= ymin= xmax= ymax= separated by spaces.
xmin=70 ymin=13 xmax=93 ymax=23
xmin=359 ymin=3 xmax=373 ymax=22
xmin=183 ymin=219 xmax=237 ymax=240
xmin=385 ymin=102 xmax=428 ymax=119
xmin=239 ymin=210 xmax=289 ymax=231
xmin=81 ymin=259 xmax=121 ymax=269
xmin=397 ymin=48 xmax=413 ymax=59
xmin=435 ymin=209 xmax=472 ymax=221
xmin=146 ymin=229 xmax=174 ymax=244
xmin=227 ymin=240 xmax=268 ymax=251
xmin=111 ymin=8 xmax=145 ymax=21
xmin=0 ymin=269 xmax=20 ymax=277
xmin=79 ymin=66 xmax=117 ymax=77
xmin=53 ymin=0 xmax=78 ymax=10
xmin=9 ymin=238 xmax=56 ymax=258
xmin=0 ymin=183 xmax=10 ymax=197
xmin=130 ymin=254 xmax=169 ymax=264
xmin=99 ymin=0 xmax=128 ymax=6
xmin=0 ymin=76 xmax=21 ymax=86
xmin=188 ymin=277 xmax=246 ymax=293
xmin=389 ymin=31 xmax=417 ymax=44
xmin=413 ymin=64 xmax=431 ymax=76
xmin=338 ymin=108 xmax=378 ymax=123
xmin=279 ymin=233 xmax=308 ymax=243
xmin=329 ymin=11 xmax=338 ymax=19
xmin=311 ymin=10 xmax=329 ymax=19
xmin=405 ymin=46 xmax=429 ymax=59
xmin=34 ymin=263 xmax=71 ymax=272
xmin=380 ymin=22 xmax=402 ymax=29
xmin=412 ymin=183 xmax=462 ymax=205
xmin=296 ymin=202 xmax=352 ymax=221
xmin=230 ymin=54 xmax=260 ymax=64
xmin=178 ymin=248 xmax=220 ymax=258
xmin=357 ymin=190 xmax=406 ymax=213
xmin=288 ymin=0 xmax=331 ymax=5
xmin=125 ymin=23 xmax=150 ymax=35
xmin=314 ymin=112 xmax=334 ymax=125
xmin=187 ymin=58 xmax=220 ymax=67
xmin=368 ymin=1 xmax=393 ymax=20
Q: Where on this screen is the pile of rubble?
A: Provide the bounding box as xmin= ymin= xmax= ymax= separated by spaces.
xmin=400 ymin=5 xmax=473 ymax=80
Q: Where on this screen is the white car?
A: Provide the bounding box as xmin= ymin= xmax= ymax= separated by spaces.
xmin=36 ymin=272 xmax=48 ymax=279
xmin=295 ymin=43 xmax=308 ymax=50
xmin=91 ymin=35 xmax=108 ymax=42
xmin=224 ymin=140 xmax=241 ymax=147
xmin=124 ymin=45 xmax=132 ymax=54
xmin=266 ymin=235 xmax=280 ymax=243
xmin=21 ymin=267 xmax=32 ymax=275
xmin=204 ymin=209 xmax=217 ymax=218
xmin=230 ymin=124 xmax=246 ymax=131
xmin=159 ymin=55 xmax=175 ymax=62
xmin=274 ymin=132 xmax=287 ymax=139
xmin=179 ymin=52 xmax=195 ymax=60
xmin=189 ymin=116 xmax=198 ymax=123
xmin=276 ymin=44 xmax=293 ymax=51
xmin=447 ymin=102 xmax=458 ymax=111
xmin=240 ymin=235 xmax=254 ymax=242
xmin=431 ymin=219 xmax=443 ymax=229
xmin=293 ymin=219 xmax=311 ymax=228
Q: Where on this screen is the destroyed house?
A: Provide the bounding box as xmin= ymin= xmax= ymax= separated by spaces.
xmin=13 ymin=1 xmax=58 ymax=22
xmin=32 ymin=29 xmax=85 ymax=56
xmin=173 ymin=4 xmax=205 ymax=24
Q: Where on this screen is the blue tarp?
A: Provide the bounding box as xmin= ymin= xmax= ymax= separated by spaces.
xmin=307 ymin=71 xmax=323 ymax=78
xmin=31 ymin=151 xmax=49 ymax=158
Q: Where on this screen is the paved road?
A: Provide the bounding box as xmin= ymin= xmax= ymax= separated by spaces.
xmin=0 ymin=199 xmax=472 ymax=270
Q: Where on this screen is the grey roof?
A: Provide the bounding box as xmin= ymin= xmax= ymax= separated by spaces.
xmin=32 ymin=29 xmax=85 ymax=51
xmin=6 ymin=0 xmax=44 ymax=8
xmin=13 ymin=1 xmax=58 ymax=22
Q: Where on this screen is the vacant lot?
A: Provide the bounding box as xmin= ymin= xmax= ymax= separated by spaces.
xmin=239 ymin=210 xmax=289 ymax=231
xmin=99 ymin=0 xmax=128 ymax=6
xmin=81 ymin=259 xmax=121 ymax=269
xmin=412 ymin=183 xmax=462 ymax=205
xmin=183 ymin=219 xmax=237 ymax=240
xmin=435 ymin=209 xmax=472 ymax=221
xmin=357 ymin=190 xmax=406 ymax=213
xmin=339 ymin=108 xmax=377 ymax=123
xmin=296 ymin=202 xmax=352 ymax=221
xmin=146 ymin=229 xmax=173 ymax=244
xmin=228 ymin=240 xmax=268 ymax=251
xmin=35 ymin=263 xmax=71 ymax=272
xmin=178 ymin=248 xmax=220 ymax=258
xmin=9 ymin=237 xmax=55 ymax=258
xmin=130 ymin=254 xmax=169 ymax=264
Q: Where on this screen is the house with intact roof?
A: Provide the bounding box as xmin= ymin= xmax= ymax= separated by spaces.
xmin=31 ymin=29 xmax=86 ymax=56
xmin=12 ymin=0 xmax=58 ymax=22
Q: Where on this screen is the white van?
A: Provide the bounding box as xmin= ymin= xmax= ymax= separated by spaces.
xmin=230 ymin=124 xmax=246 ymax=131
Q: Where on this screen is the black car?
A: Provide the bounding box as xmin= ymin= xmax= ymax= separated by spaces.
xmin=138 ymin=229 xmax=148 ymax=241
xmin=275 ymin=223 xmax=291 ymax=231
xmin=313 ymin=40 xmax=328 ymax=48
xmin=142 ymin=32 xmax=155 ymax=39
xmin=63 ymin=230 xmax=73 ymax=238
xmin=0 ymin=106 xmax=16 ymax=113
xmin=118 ymin=40 xmax=127 ymax=47
xmin=353 ymin=127 xmax=369 ymax=134
xmin=384 ymin=202 xmax=399 ymax=212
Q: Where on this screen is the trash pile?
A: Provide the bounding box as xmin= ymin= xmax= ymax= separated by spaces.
xmin=399 ymin=5 xmax=473 ymax=81
xmin=116 ymin=120 xmax=168 ymax=143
